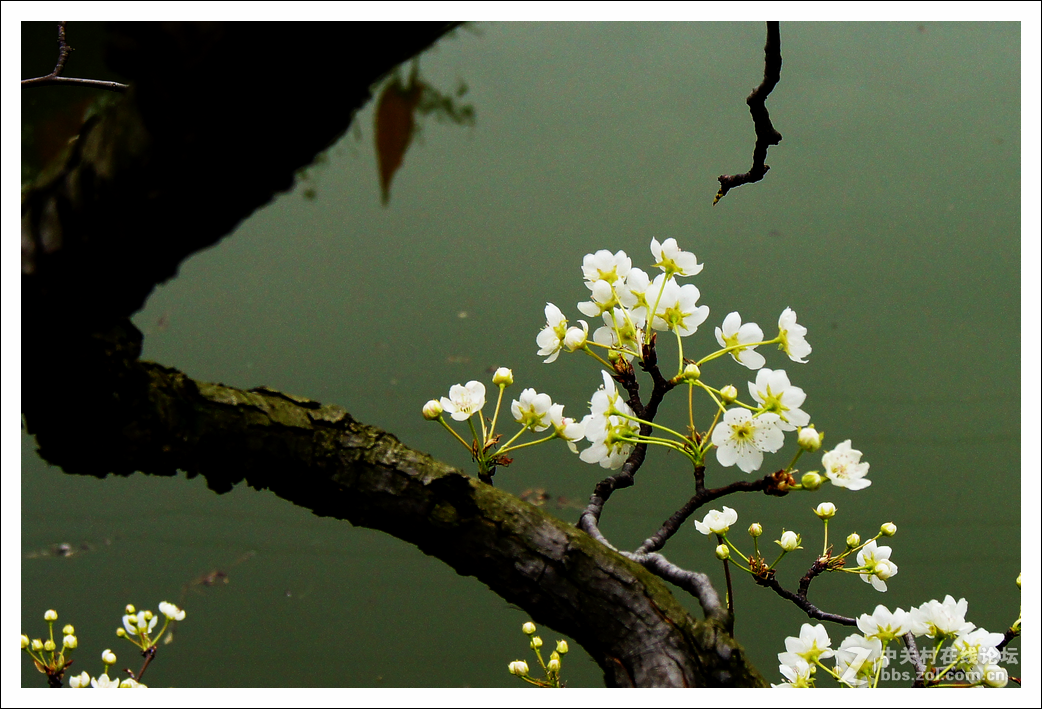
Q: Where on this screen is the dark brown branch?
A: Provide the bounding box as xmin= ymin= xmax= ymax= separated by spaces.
xmin=996 ymin=626 xmax=1019 ymax=652
xmin=754 ymin=565 xmax=855 ymax=627
xmin=904 ymin=632 xmax=927 ymax=687
xmin=714 ymin=21 xmax=782 ymax=205
xmin=21 ymin=22 xmax=129 ymax=93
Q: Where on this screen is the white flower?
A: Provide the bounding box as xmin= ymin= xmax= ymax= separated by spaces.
xmin=833 ymin=634 xmax=886 ymax=687
xmin=508 ymin=659 xmax=530 ymax=676
xmin=649 ymin=275 xmax=709 ymax=337
xmin=548 ymin=403 xmax=586 ymax=453
xmin=821 ymin=440 xmax=871 ymax=490
xmin=536 ymin=303 xmax=569 ymax=363
xmin=774 ymin=658 xmax=815 ymax=688
xmin=119 ymin=678 xmax=147 ymax=688
xmin=511 ymin=388 xmax=554 ymax=431
xmin=62 ymin=634 xmax=77 ymax=648
xmin=814 ymin=502 xmax=836 ymax=519
xmin=91 ymin=673 xmax=120 ymax=688
xmin=715 ymin=312 xmax=765 ymax=370
xmin=777 ymin=307 xmax=811 ymax=363
xmin=577 ymin=279 xmax=619 ymax=318
xmin=694 ymin=506 xmax=738 ymax=536
xmin=856 ymin=541 xmax=898 ymax=592
xmin=592 ymin=308 xmax=645 ymax=360
xmin=158 ymin=601 xmax=186 ymax=622
xmin=951 ymin=628 xmax=1005 ymax=672
xmin=102 ymin=649 xmax=117 ymax=665
xmin=69 ymin=671 xmax=91 ymax=688
xmin=617 ymin=267 xmax=652 ymax=317
xmin=563 ymin=321 xmax=589 ymax=351
xmin=778 ymin=623 xmax=834 ymax=666
xmin=122 ymin=611 xmax=157 ymax=637
xmin=650 ymin=237 xmax=703 ymax=277
xmin=857 ymin=604 xmax=910 ymax=641
xmin=711 ymin=408 xmax=784 ymax=473
xmin=439 ymin=381 xmax=486 ymax=421
xmin=748 ymin=368 xmax=810 ymax=431
xmin=776 ymin=530 xmax=802 ymax=552
xmin=908 ymin=595 xmax=974 ymax=639
xmin=579 ymin=373 xmax=640 ymax=469
xmin=492 ymin=367 xmax=514 ymax=386
xmin=582 ymin=249 xmax=631 ymax=286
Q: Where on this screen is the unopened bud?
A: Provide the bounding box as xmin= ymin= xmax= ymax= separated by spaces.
xmin=62 ymin=625 xmax=75 ymax=636
xmin=530 ymin=636 xmax=543 ymax=649
xmin=1016 ymin=572 xmax=1021 ymax=588
xmin=846 ymin=533 xmax=861 ymax=549
xmin=102 ymin=649 xmax=117 ymax=665
xmin=20 ymin=635 xmax=29 ymax=649
xmin=422 ymin=399 xmax=443 ymax=420
xmin=125 ymin=605 xmax=136 ymax=615
xmin=563 ymin=325 xmax=589 ymax=352
xmin=43 ymin=639 xmax=56 ymax=652
xmin=797 ymin=425 xmax=824 ymax=452
xmin=880 ymin=522 xmax=897 ymax=537
xmin=814 ymin=502 xmax=836 ymax=519
xmin=547 ymin=657 xmax=561 ymax=673
xmin=681 ymin=363 xmax=701 ymax=382
xmin=31 ymin=639 xmax=44 ymax=651
xmin=719 ymin=385 xmax=738 ymax=404
xmin=44 ymin=610 xmax=57 ymax=622
xmin=800 ymin=471 xmax=823 ymax=490
xmin=508 ymin=660 xmax=529 ymax=676
xmin=715 ymin=544 xmax=730 ymax=560
xmin=63 ymin=634 xmax=77 ymax=649
xmin=522 ymin=622 xmax=536 ymax=635
xmin=776 ymin=530 xmax=801 ymax=552
xmin=748 ymin=522 xmax=763 ymax=537
xmin=556 ymin=639 xmax=569 ymax=654
xmin=116 ymin=628 xmax=126 ymax=637
xmin=492 ymin=367 xmax=514 ymax=386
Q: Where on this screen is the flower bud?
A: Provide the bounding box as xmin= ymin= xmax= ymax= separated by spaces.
xmin=719 ymin=385 xmax=738 ymax=404
xmin=20 ymin=634 xmax=30 ymax=649
xmin=776 ymin=530 xmax=801 ymax=552
xmin=492 ymin=367 xmax=514 ymax=386
xmin=143 ymin=610 xmax=153 ymax=621
xmin=556 ymin=639 xmax=569 ymax=654
xmin=1017 ymin=572 xmax=1021 ymax=588
xmin=44 ymin=610 xmax=58 ymax=622
xmin=522 ymin=621 xmax=536 ymax=635
xmin=63 ymin=624 xmax=75 ymax=635
xmin=31 ymin=639 xmax=44 ymax=651
xmin=125 ymin=604 xmax=136 ymax=615
xmin=508 ymin=660 xmax=529 ymax=676
xmin=715 ymin=544 xmax=730 ymax=560
xmin=119 ymin=678 xmax=146 ymax=688
xmin=563 ymin=326 xmax=588 ymax=352
xmin=102 ymin=649 xmax=117 ymax=665
xmin=116 ymin=628 xmax=126 ymax=637
xmin=748 ymin=522 xmax=763 ymax=538
xmin=880 ymin=522 xmax=897 ymax=537
xmin=158 ymin=601 xmax=186 ymax=621
xmin=846 ymin=533 xmax=861 ymax=549
xmin=421 ymin=399 xmax=443 ymax=420
xmin=547 ymin=657 xmax=561 ymax=673
xmin=873 ymin=559 xmax=897 ymax=580
xmin=800 ymin=471 xmax=823 ymax=490
xmin=797 ymin=425 xmax=824 ymax=452
xmin=69 ymin=671 xmax=91 ymax=688
xmin=814 ymin=502 xmax=836 ymax=519
xmin=983 ymin=664 xmax=1008 ymax=688
xmin=680 ymin=363 xmax=701 ymax=382
xmin=550 ymin=651 xmax=560 ymax=661
xmin=530 ymin=636 xmax=543 ymax=649
xmin=63 ymin=634 xmax=78 ymax=649
xmin=43 ymin=639 xmax=56 ymax=652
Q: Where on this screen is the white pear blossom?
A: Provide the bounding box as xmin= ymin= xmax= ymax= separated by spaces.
xmin=777 ymin=307 xmax=812 ymax=363
xmin=778 ymin=623 xmax=834 ymax=666
xmin=650 ymin=237 xmax=703 ymax=277
xmin=579 ymin=372 xmax=640 ymax=469
xmin=577 ymin=279 xmax=619 ymax=318
xmin=776 ymin=530 xmax=802 ymax=552
xmin=951 ymin=628 xmax=1005 ymax=672
xmin=774 ymin=658 xmax=815 ymax=688
xmin=649 ymin=275 xmax=709 ymax=337
xmin=857 ymin=604 xmax=910 ymax=641
xmin=748 ymin=368 xmax=810 ymax=431
xmin=536 ymin=303 xmax=569 ymax=363
xmin=439 ymin=381 xmax=486 ymax=421
xmin=715 ymin=312 xmax=766 ymax=370
xmin=122 ymin=610 xmax=158 ymax=637
xmin=908 ymin=595 xmax=974 ymax=639
xmin=711 ymin=408 xmax=784 ymax=473
xmin=511 ymin=388 xmax=554 ymax=431
xmin=508 ymin=659 xmax=530 ymax=676
xmin=119 ymin=678 xmax=147 ymax=688
xmin=694 ymin=506 xmax=738 ymax=536
xmin=548 ymin=403 xmax=586 ymax=452
xmin=158 ymin=601 xmax=186 ymax=621
xmin=563 ymin=321 xmax=589 ymax=351
xmin=91 ymin=673 xmax=120 ymax=688
xmin=69 ymin=671 xmax=91 ymax=688
xmin=592 ymin=308 xmax=645 ymax=360
xmin=833 ymin=633 xmax=886 ymax=687
xmin=582 ymin=249 xmax=631 ymax=286
xmin=856 ymin=540 xmax=898 ymax=592
xmin=617 ymin=267 xmax=652 ymax=317
xmin=821 ymin=440 xmax=871 ymax=490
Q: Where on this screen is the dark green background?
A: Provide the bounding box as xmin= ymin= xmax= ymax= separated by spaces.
xmin=21 ymin=21 xmax=1020 ymax=687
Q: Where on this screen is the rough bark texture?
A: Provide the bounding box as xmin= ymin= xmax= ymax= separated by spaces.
xmin=20 ymin=21 xmax=767 ymax=688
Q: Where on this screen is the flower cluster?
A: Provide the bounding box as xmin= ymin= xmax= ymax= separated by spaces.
xmin=507 ymin=621 xmax=569 ymax=688
xmin=775 ymin=595 xmax=1011 ymax=688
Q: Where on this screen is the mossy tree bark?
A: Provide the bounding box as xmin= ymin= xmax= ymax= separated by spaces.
xmin=21 ymin=21 xmax=767 ymax=688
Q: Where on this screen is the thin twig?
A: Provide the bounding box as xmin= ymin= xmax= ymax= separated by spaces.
xmin=21 ymin=22 xmax=129 ymax=94
xmin=714 ymin=21 xmax=782 ymax=205
xmin=754 ymin=564 xmax=855 ymax=626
